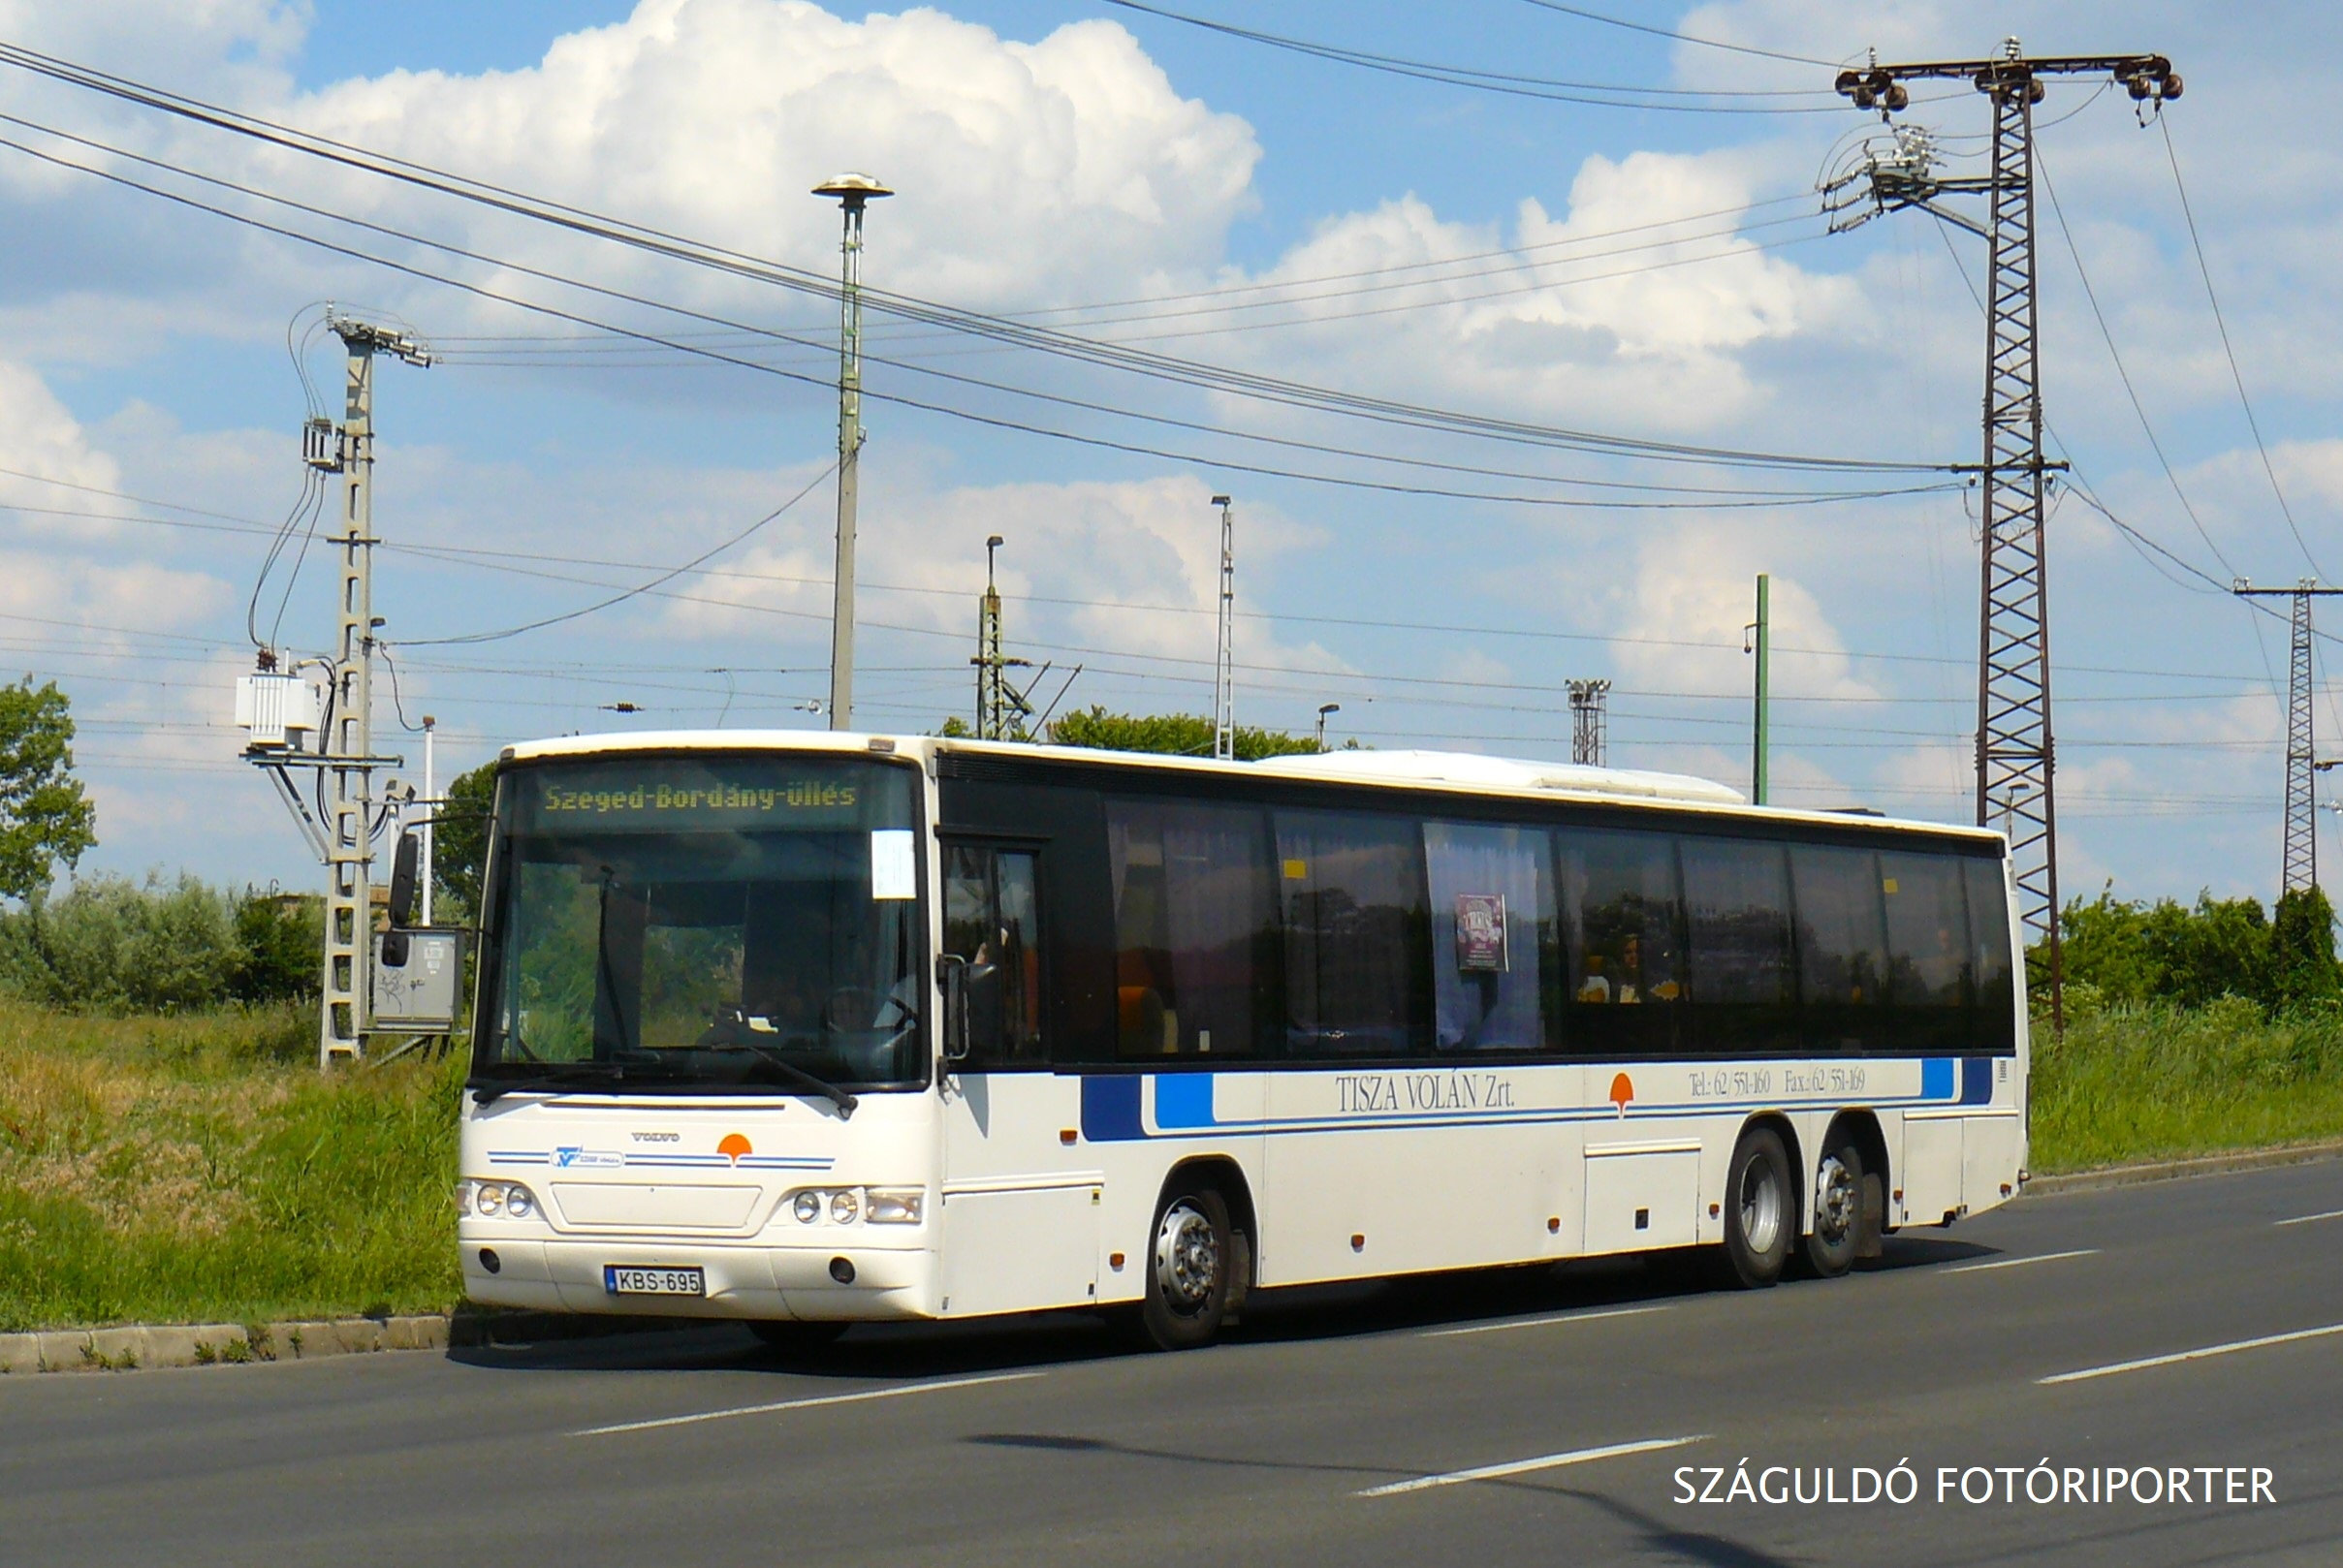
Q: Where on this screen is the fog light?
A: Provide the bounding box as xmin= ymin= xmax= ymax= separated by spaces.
xmin=830 ymin=1189 xmax=859 ymax=1225
xmin=479 ymin=1247 xmax=501 ymax=1275
xmin=504 ymin=1184 xmax=535 ymax=1220
xmin=866 ymin=1188 xmax=923 ymax=1225
xmin=829 ymin=1256 xmax=856 ymax=1284
xmin=476 ymin=1183 xmax=503 ymax=1217
xmin=793 ymin=1190 xmax=823 ymax=1224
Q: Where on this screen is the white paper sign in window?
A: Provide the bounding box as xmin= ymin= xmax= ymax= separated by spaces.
xmin=870 ymin=829 xmax=917 ymax=900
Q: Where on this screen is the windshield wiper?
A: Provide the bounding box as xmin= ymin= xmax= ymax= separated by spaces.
xmin=469 ymin=1059 xmax=636 ymax=1107
xmin=696 ymin=1011 xmax=859 ymax=1117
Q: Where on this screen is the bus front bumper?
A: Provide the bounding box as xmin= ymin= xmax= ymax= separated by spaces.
xmin=459 ymin=1233 xmax=935 ymax=1322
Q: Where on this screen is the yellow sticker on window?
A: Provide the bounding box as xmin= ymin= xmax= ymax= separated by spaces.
xmin=1883 ymin=877 xmax=1900 ymax=894
xmin=1282 ymin=859 xmax=1308 ymax=880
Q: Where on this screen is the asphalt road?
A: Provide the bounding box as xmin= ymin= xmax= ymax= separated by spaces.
xmin=7 ymin=1161 xmax=2342 ymax=1568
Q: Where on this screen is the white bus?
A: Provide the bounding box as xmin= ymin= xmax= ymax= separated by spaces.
xmin=457 ymin=733 xmax=2025 ymax=1351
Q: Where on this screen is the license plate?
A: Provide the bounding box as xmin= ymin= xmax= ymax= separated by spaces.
xmin=603 ymin=1265 xmax=706 ymax=1298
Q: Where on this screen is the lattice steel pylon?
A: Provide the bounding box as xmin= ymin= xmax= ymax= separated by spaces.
xmin=2233 ymin=581 xmax=2343 ymax=896
xmin=1830 ymin=42 xmax=2180 ymax=1028
xmin=1567 ymin=679 xmax=1610 ymax=768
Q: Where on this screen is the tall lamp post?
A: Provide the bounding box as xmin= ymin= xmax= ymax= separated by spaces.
xmin=1316 ymin=703 xmax=1341 ymax=752
xmin=813 ymin=172 xmax=892 ymax=732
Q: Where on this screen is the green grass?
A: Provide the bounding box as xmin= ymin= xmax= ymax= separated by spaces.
xmin=0 ymin=1003 xmax=462 ymax=1333
xmin=2031 ymin=996 xmax=2343 ymax=1172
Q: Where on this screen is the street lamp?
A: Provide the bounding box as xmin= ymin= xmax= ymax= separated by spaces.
xmin=1316 ymin=703 xmax=1341 ymax=752
xmin=812 ymin=171 xmax=893 ymax=733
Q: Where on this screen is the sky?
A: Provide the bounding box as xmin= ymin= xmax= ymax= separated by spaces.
xmin=0 ymin=0 xmax=2339 ymax=911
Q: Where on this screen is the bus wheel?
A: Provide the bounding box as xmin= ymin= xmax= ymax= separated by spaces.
xmin=747 ymin=1320 xmax=848 ymax=1354
xmin=1140 ymin=1184 xmax=1232 ymax=1351
xmin=1804 ymin=1139 xmax=1864 ymax=1278
xmin=1720 ymin=1127 xmax=1792 ymax=1290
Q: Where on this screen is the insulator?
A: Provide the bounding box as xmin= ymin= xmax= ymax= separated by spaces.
xmin=2161 ymin=73 xmax=2183 ymax=100
xmin=2127 ymin=76 xmax=2151 ymax=100
xmin=1884 ymin=83 xmax=1909 ymax=110
xmin=1866 ymin=69 xmax=1892 ymax=93
xmin=2027 ymin=79 xmax=2046 ymax=105
xmin=1834 ymin=69 xmax=1862 ymax=95
xmin=1852 ymin=85 xmax=1875 ymax=109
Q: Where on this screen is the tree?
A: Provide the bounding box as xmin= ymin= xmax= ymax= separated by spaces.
xmin=0 ymin=677 xmax=95 ymax=900
xmin=2271 ymin=885 xmax=2342 ymax=1008
xmin=1045 ymin=706 xmax=1320 ymax=761
xmin=432 ymin=763 xmax=498 ymax=925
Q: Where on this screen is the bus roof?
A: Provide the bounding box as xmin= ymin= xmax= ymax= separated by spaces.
xmin=500 ymin=730 xmax=2005 ymax=847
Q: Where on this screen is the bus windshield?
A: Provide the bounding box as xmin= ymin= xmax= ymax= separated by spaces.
xmin=472 ymin=754 xmax=925 ymax=1095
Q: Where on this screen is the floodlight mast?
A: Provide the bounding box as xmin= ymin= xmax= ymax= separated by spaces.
xmin=812 ymin=172 xmax=892 ymax=733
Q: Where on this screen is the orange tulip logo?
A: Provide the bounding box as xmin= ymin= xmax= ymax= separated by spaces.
xmin=717 ymin=1133 xmax=752 ymax=1164
xmin=1608 ymin=1074 xmax=1634 ymax=1118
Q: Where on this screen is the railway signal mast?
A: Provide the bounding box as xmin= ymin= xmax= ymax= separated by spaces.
xmin=1824 ymin=40 xmax=2181 ymax=1027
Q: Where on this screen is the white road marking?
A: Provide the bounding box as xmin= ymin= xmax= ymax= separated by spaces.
xmin=2274 ymin=1207 xmax=2343 ymax=1227
xmin=1356 ymin=1435 xmax=1707 ymax=1498
xmin=1423 ymin=1304 xmax=1669 ymax=1339
xmin=2040 ymin=1322 xmax=2343 ymax=1386
xmin=571 ymin=1370 xmax=1045 ymax=1436
xmin=1944 ymin=1248 xmax=2099 ymax=1274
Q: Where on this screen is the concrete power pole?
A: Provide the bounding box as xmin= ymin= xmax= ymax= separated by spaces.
xmin=314 ymin=317 xmax=429 ymax=1068
xmin=2233 ymin=580 xmax=2343 ymax=895
xmin=813 ymin=172 xmax=892 ymax=732
xmin=1827 ymin=41 xmax=2181 ymax=1028
xmin=1567 ymin=679 xmax=1610 ymax=768
xmin=1748 ymin=573 xmax=1770 ymax=805
xmin=1212 ymin=493 xmax=1235 ymax=761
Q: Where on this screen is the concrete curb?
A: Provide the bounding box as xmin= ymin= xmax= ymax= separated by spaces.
xmin=2025 ymin=1138 xmax=2343 ymax=1196
xmin=0 ymin=1308 xmax=672 ymax=1376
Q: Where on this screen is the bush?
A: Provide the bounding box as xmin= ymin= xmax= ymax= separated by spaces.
xmin=2042 ymin=882 xmax=2340 ymax=1015
xmin=0 ymin=874 xmax=321 ymax=1014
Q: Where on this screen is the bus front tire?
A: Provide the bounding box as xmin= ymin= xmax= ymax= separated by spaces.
xmin=1804 ymin=1138 xmax=1865 ymax=1278
xmin=1138 ymin=1184 xmax=1233 ymax=1352
xmin=1719 ymin=1127 xmax=1792 ymax=1290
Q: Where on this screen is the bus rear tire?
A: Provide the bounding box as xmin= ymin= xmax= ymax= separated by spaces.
xmin=1719 ymin=1126 xmax=1792 ymax=1290
xmin=1138 ymin=1184 xmax=1232 ymax=1352
xmin=1803 ymin=1138 xmax=1864 ymax=1279
xmin=747 ymin=1320 xmax=848 ymax=1354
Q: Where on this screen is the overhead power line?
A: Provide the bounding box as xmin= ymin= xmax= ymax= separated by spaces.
xmin=1514 ymin=0 xmax=1845 ymax=70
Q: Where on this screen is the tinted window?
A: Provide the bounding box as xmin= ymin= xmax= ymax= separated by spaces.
xmin=1966 ymin=855 xmax=2018 ymax=1053
xmin=1556 ymin=827 xmax=1683 ymax=1056
xmin=1881 ymin=850 xmax=1971 ymax=1008
xmin=1682 ymin=835 xmax=1796 ymax=1052
xmin=1277 ymin=810 xmax=1430 ymax=1057
xmin=1106 ymin=800 xmax=1275 ymax=1058
xmin=1791 ymin=843 xmax=1887 ymax=1052
xmin=942 ymin=844 xmax=1044 ymax=1065
xmin=1424 ymin=821 xmax=1552 ymax=1052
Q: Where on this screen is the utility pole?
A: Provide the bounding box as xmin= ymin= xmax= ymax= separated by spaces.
xmin=1567 ymin=679 xmax=1610 ymax=768
xmin=973 ymin=534 xmax=1032 ymax=739
xmin=420 ymin=714 xmax=435 ymax=927
xmin=2232 ymin=580 xmax=2343 ymax=895
xmin=239 ymin=315 xmax=430 ymax=1069
xmin=813 ymin=172 xmax=892 ymax=733
xmin=1212 ymin=493 xmax=1235 ymax=761
xmin=1745 ymin=574 xmax=1770 ymax=804
xmin=1829 ymin=41 xmax=2180 ymax=1029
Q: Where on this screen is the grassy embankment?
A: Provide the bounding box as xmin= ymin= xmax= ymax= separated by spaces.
xmin=3 ymin=998 xmax=2342 ymax=1332
xmin=0 ymin=1003 xmax=461 ymax=1333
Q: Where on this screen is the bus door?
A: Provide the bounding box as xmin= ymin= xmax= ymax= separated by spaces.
xmin=935 ymin=838 xmax=1100 ymax=1316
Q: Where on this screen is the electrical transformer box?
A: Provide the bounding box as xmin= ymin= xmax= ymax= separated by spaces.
xmin=371 ymin=929 xmax=466 ymax=1033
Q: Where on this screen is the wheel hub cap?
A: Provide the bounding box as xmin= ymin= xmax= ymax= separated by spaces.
xmin=1740 ymin=1161 xmax=1783 ymax=1254
xmin=1815 ymin=1155 xmax=1856 ymax=1241
xmin=1155 ymin=1202 xmax=1219 ymax=1312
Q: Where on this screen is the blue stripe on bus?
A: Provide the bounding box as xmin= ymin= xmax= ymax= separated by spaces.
xmin=1076 ymin=1057 xmax=1981 ymax=1144
xmin=1958 ymin=1056 xmax=1995 ymax=1105
xmin=1154 ymin=1073 xmax=1219 ymax=1130
xmin=1081 ymin=1075 xmax=1145 ymax=1143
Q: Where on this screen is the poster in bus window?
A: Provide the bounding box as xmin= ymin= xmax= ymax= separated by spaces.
xmin=1454 ymin=893 xmax=1508 ymax=973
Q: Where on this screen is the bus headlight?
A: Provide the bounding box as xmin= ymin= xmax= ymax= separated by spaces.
xmin=829 ymin=1189 xmax=860 ymax=1225
xmin=461 ymin=1180 xmax=538 ymax=1220
xmin=793 ymin=1190 xmax=823 ymax=1225
xmin=454 ymin=1179 xmax=473 ymax=1215
xmin=475 ymin=1182 xmax=503 ymax=1217
xmin=503 ymin=1183 xmax=536 ymax=1220
xmin=866 ymin=1188 xmax=924 ymax=1225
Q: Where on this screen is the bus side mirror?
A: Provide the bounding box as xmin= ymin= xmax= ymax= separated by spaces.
xmin=935 ymin=954 xmax=969 ymax=1063
xmin=388 ymin=831 xmax=421 ymax=927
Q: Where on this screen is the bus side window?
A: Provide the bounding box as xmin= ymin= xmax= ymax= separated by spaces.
xmin=1680 ymin=835 xmax=1797 ymax=1055
xmin=1276 ymin=809 xmax=1432 ymax=1059
xmin=942 ymin=844 xmax=1044 ymax=1066
xmin=1556 ymin=826 xmax=1682 ymax=1057
xmin=1105 ymin=799 xmax=1274 ymax=1058
xmin=1965 ymin=856 xmax=2017 ymax=1053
